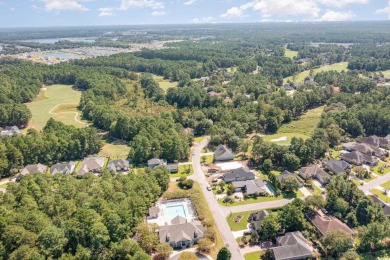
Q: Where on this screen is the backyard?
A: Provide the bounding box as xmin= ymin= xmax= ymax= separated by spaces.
xmin=244 ymin=251 xmax=262 ymax=260
xmin=169 ymin=164 xmax=194 ymax=178
xmin=26 ymin=84 xmax=87 ymax=130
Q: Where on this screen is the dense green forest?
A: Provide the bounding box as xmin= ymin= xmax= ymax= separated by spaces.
xmin=0 ymin=168 xmax=170 ymax=259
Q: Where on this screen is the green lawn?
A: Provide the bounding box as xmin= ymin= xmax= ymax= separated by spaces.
xmin=244 ymin=251 xmax=262 ymax=260
xmin=312 ymin=184 xmax=323 ymax=195
xmin=219 ymin=190 xmax=301 ymax=206
xmin=371 ymin=189 xmax=390 ymax=203
xmin=363 ymin=175 xmax=377 ymax=182
xmin=227 ymin=210 xmax=261 ymax=231
xmin=152 ymin=75 xmax=178 ymax=93
xmin=26 ymin=85 xmax=87 ymax=130
xmin=371 ymin=161 xmax=390 ymax=175
xmin=201 ymin=155 xmax=214 ymax=164
xmin=263 ymin=106 xmax=324 ymax=146
xmin=381 ymin=180 xmax=390 ymax=190
xmin=285 ymin=48 xmax=298 ymax=59
xmin=284 ymin=62 xmax=348 ymax=84
xmin=169 ymin=164 xmax=194 ymax=178
xmin=0 ymin=183 xmax=8 ymax=189
xmin=329 ymin=149 xmax=341 ymax=159
xmin=381 ymin=70 xmax=390 ymax=76
xmin=194 ymin=136 xmax=206 ymax=143
xmin=98 ymin=141 xmax=130 ymax=159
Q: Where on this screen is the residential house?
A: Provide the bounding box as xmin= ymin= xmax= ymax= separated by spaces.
xmin=208 ymin=91 xmax=222 ymax=97
xmin=299 ymin=165 xmax=331 ymax=184
xmin=158 ymin=216 xmax=205 ymax=249
xmin=0 ymin=126 xmax=22 ymax=137
xmin=207 ymin=164 xmax=221 ymax=174
xmin=342 ymin=142 xmax=357 ymax=151
xmin=351 ymin=143 xmax=386 ymax=157
xmin=282 ymin=84 xmax=294 ymax=91
xmin=147 ymin=158 xmax=167 ymax=169
xmin=271 ymin=232 xmax=313 ymax=260
xmin=17 ymin=163 xmax=47 ymax=181
xmin=166 ymin=163 xmax=179 ymax=173
xmin=369 ymin=195 xmax=390 ymax=216
xmin=184 ymin=127 xmax=194 ymax=135
xmin=214 ymin=145 xmax=235 ymax=161
xmin=50 ymin=162 xmax=76 ymax=175
xmin=107 ymin=159 xmax=130 ymax=172
xmin=332 ymin=86 xmax=340 ymax=93
xmin=200 ymin=76 xmax=209 ymax=87
xmin=306 ymin=211 xmax=354 ymax=236
xmin=341 ymin=151 xmax=378 ymax=166
xmin=248 ymin=210 xmax=270 ymax=231
xmin=77 ymin=157 xmax=105 ymax=177
xmin=277 ymin=170 xmax=303 ymax=188
xmin=232 ymin=179 xmax=268 ymax=195
xmin=148 ymin=207 xmax=160 ymax=219
xmin=304 ymin=79 xmax=319 ymax=86
xmin=223 ymin=167 xmax=255 ymax=183
xmin=324 ymin=159 xmax=350 ymax=175
xmin=358 ymin=135 xmax=390 ymax=150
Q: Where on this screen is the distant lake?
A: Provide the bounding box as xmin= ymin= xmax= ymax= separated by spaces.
xmin=24 ymin=38 xmax=96 ymax=44
xmin=43 ymin=52 xmax=80 ymax=59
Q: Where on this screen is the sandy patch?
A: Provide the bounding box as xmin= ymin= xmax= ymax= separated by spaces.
xmin=270 ymin=136 xmax=287 ymax=142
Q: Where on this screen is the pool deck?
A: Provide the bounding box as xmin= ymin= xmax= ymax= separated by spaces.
xmin=147 ymin=198 xmax=198 ymax=226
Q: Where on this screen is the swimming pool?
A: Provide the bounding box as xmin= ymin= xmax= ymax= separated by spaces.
xmin=265 ymin=183 xmax=276 ymax=195
xmin=166 ymin=204 xmax=187 ymax=220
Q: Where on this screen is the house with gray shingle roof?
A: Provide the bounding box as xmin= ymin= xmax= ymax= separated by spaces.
xmin=17 ymin=163 xmax=48 ymax=182
xmin=249 ymin=210 xmax=270 ymax=231
xmin=369 ymin=195 xmax=390 ymax=216
xmin=51 ymin=162 xmax=76 ymax=175
xmin=107 ymin=159 xmax=130 ymax=172
xmin=324 ymin=159 xmax=350 ymax=175
xmin=277 ymin=170 xmax=303 ymax=188
xmin=214 ymin=145 xmax=235 ymax=161
xmin=341 ymin=151 xmax=378 ymax=166
xmin=166 ymin=163 xmax=179 ymax=173
xmin=158 ymin=218 xmax=205 ymax=249
xmin=223 ymin=167 xmax=255 ymax=183
xmin=299 ymin=165 xmax=330 ymax=185
xmin=147 ymin=158 xmax=167 ymax=169
xmin=271 ymin=231 xmax=313 ymax=260
xmin=0 ymin=126 xmax=22 ymax=137
xmin=77 ymin=157 xmax=105 ymax=177
xmin=232 ymin=179 xmax=268 ymax=195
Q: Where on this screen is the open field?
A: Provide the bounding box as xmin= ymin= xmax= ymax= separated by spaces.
xmin=381 ymin=70 xmax=390 ymax=76
xmin=244 ymin=251 xmax=262 ymax=260
xmin=263 ymin=106 xmax=324 ymax=145
xmin=227 ymin=209 xmax=259 ymax=231
xmin=152 ymin=75 xmax=178 ymax=92
xmin=284 ymin=62 xmax=348 ymax=83
xmin=0 ymin=183 xmax=8 ymax=189
xmin=285 ymin=48 xmax=298 ymax=59
xmin=26 ymin=85 xmax=87 ymax=130
xmin=98 ymin=142 xmax=130 ymax=159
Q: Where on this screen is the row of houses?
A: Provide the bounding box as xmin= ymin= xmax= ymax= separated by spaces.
xmin=249 ymin=209 xmax=355 ymax=260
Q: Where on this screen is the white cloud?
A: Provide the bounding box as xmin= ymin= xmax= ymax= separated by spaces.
xmin=221 ymin=7 xmax=245 ymax=18
xmin=39 ymin=0 xmax=89 ymax=12
xmin=320 ymin=10 xmax=355 ymax=21
xmin=151 ymin=10 xmax=166 ymax=16
xmin=375 ymin=6 xmax=389 ymax=14
xmin=192 ymin=16 xmax=216 ymax=24
xmin=99 ymin=7 xmax=114 ymax=16
xmin=221 ymin=0 xmax=370 ymax=20
xmin=184 ymin=0 xmax=197 ymax=6
xmin=120 ymin=0 xmax=164 ymax=11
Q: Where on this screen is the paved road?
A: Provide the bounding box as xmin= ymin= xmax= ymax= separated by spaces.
xmin=190 ymin=137 xmax=244 ymax=260
xmin=359 ymin=172 xmax=390 ymax=194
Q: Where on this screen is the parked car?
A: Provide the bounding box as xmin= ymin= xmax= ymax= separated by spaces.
xmin=207 ymin=186 xmax=212 ymax=191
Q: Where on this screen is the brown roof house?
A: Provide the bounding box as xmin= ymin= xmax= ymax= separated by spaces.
xmin=277 ymin=170 xmax=304 ymax=188
xmin=107 ymin=159 xmax=130 ymax=172
xmin=306 ymin=211 xmax=354 ymax=236
xmin=299 ymin=165 xmax=330 ymax=185
xmin=77 ymin=157 xmax=105 ymax=177
xmin=359 ymin=135 xmax=390 ymax=149
xmin=17 ymin=163 xmax=47 ymax=181
xmin=158 ymin=216 xmax=205 ymax=249
xmin=271 ymin=232 xmax=313 ymax=260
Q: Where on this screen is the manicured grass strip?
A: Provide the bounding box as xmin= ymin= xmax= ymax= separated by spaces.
xmin=371 ymin=189 xmax=390 ymax=203
xmin=371 ymin=161 xmax=390 ymax=176
xmin=313 ymin=184 xmax=323 ymax=195
xmin=227 ymin=210 xmax=259 ymax=231
xmin=244 ymin=251 xmax=262 ymax=260
xmin=152 ymin=74 xmax=178 ymax=92
xmin=0 ymin=183 xmax=8 ymax=189
xmin=381 ymin=180 xmax=390 ymax=190
xmin=169 ymin=164 xmax=194 ymax=178
xmin=98 ymin=142 xmax=130 ymax=159
xmin=262 ymin=133 xmax=310 ymax=146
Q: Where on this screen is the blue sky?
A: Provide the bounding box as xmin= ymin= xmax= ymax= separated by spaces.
xmin=0 ymin=0 xmax=388 ymax=27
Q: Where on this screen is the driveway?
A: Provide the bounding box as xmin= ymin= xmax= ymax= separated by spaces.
xmin=190 ymin=137 xmax=244 ymax=260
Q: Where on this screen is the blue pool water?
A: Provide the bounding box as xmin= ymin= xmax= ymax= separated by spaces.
xmin=265 ymin=183 xmax=276 ymax=195
xmin=166 ymin=205 xmax=187 ymax=220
